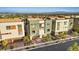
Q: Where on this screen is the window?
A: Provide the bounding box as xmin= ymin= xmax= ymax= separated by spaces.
xmin=17 ymin=25 xmax=23 ymax=35
xmin=6 ymin=26 xmax=10 ymax=30
xmin=39 ymin=23 xmax=44 ymax=28
xmin=32 ymin=25 xmax=35 ymax=28
xmin=0 ymin=31 xmax=2 ymax=39
xmin=32 ymin=30 xmax=35 ymax=34
xmin=6 ymin=25 xmax=16 ymax=30
xmin=11 ymin=25 xmax=16 ymax=29
xmin=64 ymin=21 xmax=67 ymax=25
xmin=57 ymin=22 xmax=60 ymax=30
xmin=47 ymin=29 xmax=50 ymax=32
xmin=47 ymin=23 xmax=50 ymax=26
xmin=78 ymin=21 xmax=79 ymax=24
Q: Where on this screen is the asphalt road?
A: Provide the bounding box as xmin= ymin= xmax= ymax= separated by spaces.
xmin=30 ymin=39 xmax=79 ymax=51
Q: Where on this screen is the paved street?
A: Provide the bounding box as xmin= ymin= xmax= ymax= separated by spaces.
xmin=30 ymin=39 xmax=79 ymax=51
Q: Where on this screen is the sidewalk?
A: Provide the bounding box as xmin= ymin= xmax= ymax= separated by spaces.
xmin=6 ymin=36 xmax=79 ymax=51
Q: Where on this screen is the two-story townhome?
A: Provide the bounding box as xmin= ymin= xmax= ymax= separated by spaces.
xmin=0 ymin=18 xmax=25 ymax=41
xmin=73 ymin=17 xmax=79 ymax=33
xmin=52 ymin=17 xmax=74 ymax=35
xmin=25 ymin=17 xmax=52 ymax=40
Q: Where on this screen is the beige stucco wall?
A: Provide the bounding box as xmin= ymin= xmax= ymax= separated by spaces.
xmin=0 ymin=22 xmax=25 ymax=41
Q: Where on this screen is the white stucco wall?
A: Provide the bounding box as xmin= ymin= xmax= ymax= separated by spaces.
xmin=39 ymin=20 xmax=44 ymax=38
xmin=55 ymin=19 xmax=70 ymax=33
xmin=0 ymin=22 xmax=25 ymax=40
xmin=69 ymin=19 xmax=74 ymax=30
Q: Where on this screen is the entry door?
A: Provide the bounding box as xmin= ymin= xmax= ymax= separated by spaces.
xmin=39 ymin=23 xmax=44 ymax=38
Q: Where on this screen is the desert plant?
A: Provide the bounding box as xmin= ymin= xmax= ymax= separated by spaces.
xmin=59 ymin=32 xmax=67 ymax=39
xmin=2 ymin=40 xmax=8 ymax=50
xmin=72 ymin=31 xmax=78 ymax=36
xmin=47 ymin=34 xmax=52 ymax=40
xmin=42 ymin=34 xmax=52 ymax=42
xmin=42 ymin=35 xmax=48 ymax=42
xmin=23 ymin=36 xmax=31 ymax=45
xmin=68 ymin=42 xmax=79 ymax=51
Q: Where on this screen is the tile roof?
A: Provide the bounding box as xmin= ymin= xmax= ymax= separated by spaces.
xmin=0 ymin=18 xmax=23 ymax=23
xmin=27 ymin=17 xmax=44 ymax=21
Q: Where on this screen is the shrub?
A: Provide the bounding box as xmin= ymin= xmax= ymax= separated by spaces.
xmin=72 ymin=32 xmax=79 ymax=36
xmin=68 ymin=42 xmax=79 ymax=51
xmin=2 ymin=40 xmax=8 ymax=50
xmin=42 ymin=34 xmax=52 ymax=42
xmin=58 ymin=32 xmax=67 ymax=39
xmin=23 ymin=36 xmax=31 ymax=45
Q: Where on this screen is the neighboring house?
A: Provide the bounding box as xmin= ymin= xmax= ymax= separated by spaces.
xmin=25 ymin=17 xmax=52 ymax=40
xmin=0 ymin=18 xmax=25 ymax=41
xmin=52 ymin=17 xmax=73 ymax=35
xmin=68 ymin=18 xmax=74 ymax=30
xmin=73 ymin=18 xmax=79 ymax=33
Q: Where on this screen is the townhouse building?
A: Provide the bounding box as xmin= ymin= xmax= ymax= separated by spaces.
xmin=25 ymin=17 xmax=52 ymax=40
xmin=0 ymin=18 xmax=25 ymax=41
xmin=73 ymin=17 xmax=79 ymax=33
xmin=52 ymin=17 xmax=74 ymax=35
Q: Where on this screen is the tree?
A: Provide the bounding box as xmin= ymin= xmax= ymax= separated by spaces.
xmin=23 ymin=36 xmax=31 ymax=46
xmin=68 ymin=42 xmax=79 ymax=51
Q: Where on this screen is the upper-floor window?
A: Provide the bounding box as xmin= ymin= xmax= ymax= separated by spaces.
xmin=31 ymin=24 xmax=36 ymax=28
xmin=47 ymin=23 xmax=50 ymax=26
xmin=57 ymin=22 xmax=60 ymax=30
xmin=39 ymin=23 xmax=44 ymax=28
xmin=17 ymin=25 xmax=23 ymax=35
xmin=64 ymin=21 xmax=67 ymax=25
xmin=6 ymin=25 xmax=16 ymax=30
xmin=32 ymin=30 xmax=35 ymax=34
xmin=47 ymin=29 xmax=50 ymax=32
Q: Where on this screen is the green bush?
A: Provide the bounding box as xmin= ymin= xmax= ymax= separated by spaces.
xmin=2 ymin=40 xmax=9 ymax=50
xmin=58 ymin=32 xmax=67 ymax=39
xmin=42 ymin=35 xmax=48 ymax=42
xmin=42 ymin=34 xmax=52 ymax=42
xmin=23 ymin=36 xmax=31 ymax=45
xmin=68 ymin=42 xmax=79 ymax=51
xmin=72 ymin=32 xmax=78 ymax=36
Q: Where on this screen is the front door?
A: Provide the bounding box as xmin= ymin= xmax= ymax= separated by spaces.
xmin=39 ymin=23 xmax=44 ymax=38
